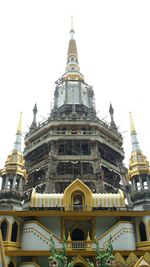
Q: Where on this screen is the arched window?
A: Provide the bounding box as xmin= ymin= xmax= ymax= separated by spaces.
xmin=8 ymin=261 xmax=15 ymax=267
xmin=139 ymin=221 xmax=147 ymax=241
xmin=1 ymin=220 xmax=8 ymax=241
xmin=11 ymin=222 xmax=18 ymax=242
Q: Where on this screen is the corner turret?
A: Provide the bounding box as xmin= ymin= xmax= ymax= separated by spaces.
xmin=0 ymin=113 xmax=26 ymax=210
xmin=128 ymin=113 xmax=150 ymax=209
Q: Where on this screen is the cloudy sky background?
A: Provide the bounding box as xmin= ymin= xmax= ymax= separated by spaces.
xmin=0 ymin=0 xmax=150 ymax=168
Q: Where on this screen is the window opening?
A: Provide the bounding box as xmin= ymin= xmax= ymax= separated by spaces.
xmin=11 ymin=222 xmax=18 ymax=242
xmin=139 ymin=221 xmax=147 ymax=241
xmin=1 ymin=220 xmax=8 ymax=241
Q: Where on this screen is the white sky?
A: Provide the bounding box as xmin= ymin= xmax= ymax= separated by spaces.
xmin=0 ymin=0 xmax=150 ymax=168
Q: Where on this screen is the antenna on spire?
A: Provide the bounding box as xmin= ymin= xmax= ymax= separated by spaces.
xmin=70 ymin=16 xmax=75 ymax=39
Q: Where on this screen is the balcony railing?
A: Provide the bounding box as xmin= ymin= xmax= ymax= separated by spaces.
xmin=65 ymin=205 xmax=88 ymax=211
xmin=66 ymin=240 xmax=92 ymax=250
xmin=71 ymin=241 xmax=87 ymax=249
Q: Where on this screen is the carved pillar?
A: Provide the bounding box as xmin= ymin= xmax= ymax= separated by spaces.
xmin=4 ymin=176 xmax=9 ymax=189
xmin=132 ymin=179 xmax=137 ymax=191
xmin=139 ymin=176 xmax=144 ymax=190
xmin=146 ymin=175 xmax=150 ymax=189
xmin=12 ymin=175 xmax=17 ymax=189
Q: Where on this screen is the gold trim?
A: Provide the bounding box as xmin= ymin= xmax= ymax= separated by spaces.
xmin=137 ymin=241 xmax=150 ymax=250
xmin=0 ymin=210 xmax=150 ymax=217
xmin=4 ymin=241 xmax=21 ymax=251
xmin=4 ymin=250 xmax=150 ymax=257
xmin=134 ymin=256 xmax=150 ymax=267
xmin=126 ymin=252 xmax=138 ymax=266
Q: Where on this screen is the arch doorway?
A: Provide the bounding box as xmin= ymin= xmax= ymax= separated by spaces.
xmin=71 ymin=228 xmax=85 ymax=241
xmin=74 ymin=265 xmax=84 ymax=267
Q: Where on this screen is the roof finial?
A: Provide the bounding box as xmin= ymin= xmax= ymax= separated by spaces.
xmin=70 ymin=16 xmax=75 ymax=39
xmin=109 ymin=103 xmax=117 ymax=132
xmin=14 ymin=112 xmax=22 ymax=152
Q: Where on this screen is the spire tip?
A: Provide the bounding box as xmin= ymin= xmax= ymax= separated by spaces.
xmin=70 ymin=16 xmax=75 ymax=38
xmin=17 ymin=112 xmax=22 ymax=134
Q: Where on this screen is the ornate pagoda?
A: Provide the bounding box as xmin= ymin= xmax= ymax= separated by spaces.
xmin=0 ymin=20 xmax=150 ymax=267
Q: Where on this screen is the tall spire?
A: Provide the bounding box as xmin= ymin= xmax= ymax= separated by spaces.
xmin=128 ymin=113 xmax=149 ymax=179
xmin=14 ymin=112 xmax=22 ymax=152
xmin=64 ymin=17 xmax=84 ymax=81
xmin=130 ymin=112 xmax=141 ymax=152
xmin=70 ymin=16 xmax=75 ymax=39
xmin=67 ymin=16 xmax=77 ymax=57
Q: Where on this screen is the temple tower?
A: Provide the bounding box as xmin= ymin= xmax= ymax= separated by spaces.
xmin=24 ymin=22 xmax=126 ymax=198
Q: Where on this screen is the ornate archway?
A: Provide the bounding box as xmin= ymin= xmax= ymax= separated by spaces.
xmin=63 ymin=179 xmax=93 ymax=211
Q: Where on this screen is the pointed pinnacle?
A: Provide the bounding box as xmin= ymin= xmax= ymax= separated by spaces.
xmin=130 ymin=112 xmax=136 ymax=134
xmin=33 ymin=103 xmax=38 ymax=114
xmin=109 ymin=102 xmax=114 ymax=115
xmin=16 ymin=112 xmax=22 ymax=134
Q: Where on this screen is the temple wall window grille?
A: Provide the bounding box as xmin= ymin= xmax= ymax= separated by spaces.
xmin=57 ymin=162 xmax=93 ymax=176
xmin=58 ymin=140 xmax=91 ymax=155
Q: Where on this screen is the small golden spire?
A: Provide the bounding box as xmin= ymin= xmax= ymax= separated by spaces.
xmin=130 ymin=112 xmax=136 ymax=134
xmin=128 ymin=112 xmax=150 ymax=179
xmin=17 ymin=112 xmax=22 ymax=134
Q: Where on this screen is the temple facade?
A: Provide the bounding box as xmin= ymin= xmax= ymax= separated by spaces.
xmin=0 ymin=23 xmax=150 ymax=267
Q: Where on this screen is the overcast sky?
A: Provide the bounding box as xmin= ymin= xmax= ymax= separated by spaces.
xmin=0 ymin=0 xmax=150 ymax=168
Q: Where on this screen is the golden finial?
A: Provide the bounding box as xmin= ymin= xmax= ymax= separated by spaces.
xmin=17 ymin=112 xmax=22 ymax=134
xmin=130 ymin=112 xmax=136 ymax=134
